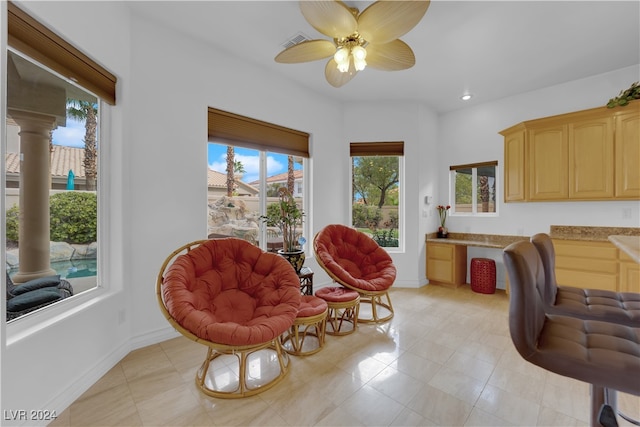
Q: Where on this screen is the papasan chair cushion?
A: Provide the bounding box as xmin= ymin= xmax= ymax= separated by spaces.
xmin=162 ymin=238 xmax=301 ymax=346
xmin=314 ymin=224 xmax=396 ymax=323
xmin=314 ymin=224 xmax=396 ymax=292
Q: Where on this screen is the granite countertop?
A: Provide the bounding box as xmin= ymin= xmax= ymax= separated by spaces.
xmin=549 ymin=225 xmax=640 ymax=242
xmin=425 ymin=226 xmax=640 ymax=249
xmin=425 ymin=232 xmax=528 ymax=249
xmin=608 ymin=235 xmax=640 ymax=263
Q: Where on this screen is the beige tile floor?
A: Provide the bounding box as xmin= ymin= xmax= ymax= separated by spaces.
xmin=50 ymin=285 xmax=639 ymax=426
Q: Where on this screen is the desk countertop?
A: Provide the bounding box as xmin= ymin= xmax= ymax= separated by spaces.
xmin=425 ymin=233 xmax=528 ymax=249
xmin=608 ymin=235 xmax=640 ymax=263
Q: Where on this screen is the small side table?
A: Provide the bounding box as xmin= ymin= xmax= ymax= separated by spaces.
xmin=298 ymin=266 xmax=314 ymax=295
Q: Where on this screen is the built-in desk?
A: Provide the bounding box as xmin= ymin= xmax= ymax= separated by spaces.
xmin=425 ymin=233 xmax=528 ymax=289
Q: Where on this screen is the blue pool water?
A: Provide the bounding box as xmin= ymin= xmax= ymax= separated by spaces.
xmin=9 ymin=259 xmax=97 ymax=279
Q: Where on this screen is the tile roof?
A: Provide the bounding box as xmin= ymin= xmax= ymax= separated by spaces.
xmin=208 ymin=169 xmax=258 ymax=194
xmin=249 ymin=169 xmax=302 ymax=186
xmin=6 ymin=145 xmax=86 ymax=178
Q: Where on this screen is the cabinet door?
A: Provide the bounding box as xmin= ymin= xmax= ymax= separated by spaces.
xmin=503 ymin=128 xmax=527 ymax=202
xmin=619 ymin=260 xmax=640 ymax=293
xmin=615 ymin=109 xmax=640 ymax=198
xmin=529 ymin=125 xmax=568 ymax=200
xmin=568 ymin=116 xmax=614 ymax=199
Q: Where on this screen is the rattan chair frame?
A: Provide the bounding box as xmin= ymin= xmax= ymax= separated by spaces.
xmin=280 ymin=308 xmax=328 ymax=356
xmin=156 ymin=239 xmax=291 ymax=398
xmin=314 ymin=232 xmax=394 ymax=324
xmin=323 ymin=295 xmax=361 ymax=335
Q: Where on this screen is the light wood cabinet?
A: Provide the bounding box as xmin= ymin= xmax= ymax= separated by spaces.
xmin=615 ymin=110 xmax=640 ymax=198
xmin=568 ymin=114 xmax=614 ymax=199
xmin=502 ymin=125 xmax=527 ymax=202
xmin=528 ymin=124 xmax=568 ymax=200
xmin=500 ymin=101 xmax=639 ymax=202
xmin=426 ymin=242 xmax=467 ymax=287
xmin=553 ymin=239 xmax=640 ymax=293
xmin=619 ymin=251 xmax=640 ymax=293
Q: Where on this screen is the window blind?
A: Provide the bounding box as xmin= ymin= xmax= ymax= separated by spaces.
xmin=350 ymin=141 xmax=404 ymax=156
xmin=208 ymin=107 xmax=309 ymax=158
xmin=7 ymin=1 xmax=117 ymax=105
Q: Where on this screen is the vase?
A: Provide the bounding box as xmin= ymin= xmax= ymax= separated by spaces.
xmin=437 ymin=229 xmax=448 ymax=238
xmin=278 ymin=249 xmax=305 ymax=273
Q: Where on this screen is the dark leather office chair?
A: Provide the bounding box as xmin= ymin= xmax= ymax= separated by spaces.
xmin=503 ymin=240 xmax=640 ymax=427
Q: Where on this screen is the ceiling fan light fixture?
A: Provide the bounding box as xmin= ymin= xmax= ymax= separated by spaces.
xmin=352 ymin=45 xmax=367 ymax=71
xmin=334 ymin=47 xmax=350 ymax=72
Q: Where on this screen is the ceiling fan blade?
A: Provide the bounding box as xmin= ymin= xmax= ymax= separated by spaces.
xmin=275 ymin=39 xmax=336 ymax=63
xmin=358 ymin=0 xmax=430 ymax=45
xmin=325 ymin=58 xmax=358 ymax=87
xmin=300 ymin=1 xmax=358 ymax=39
xmin=366 ymin=39 xmax=416 ymax=71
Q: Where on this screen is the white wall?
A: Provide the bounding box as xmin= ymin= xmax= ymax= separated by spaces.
xmin=437 ymin=65 xmax=640 ymax=288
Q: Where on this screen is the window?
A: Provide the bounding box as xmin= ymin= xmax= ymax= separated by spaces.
xmin=5 ymin=3 xmax=116 ymax=321
xmin=350 ymin=142 xmax=403 ymax=250
xmin=207 ymin=108 xmax=309 ymax=253
xmin=450 ymin=161 xmax=498 ymax=215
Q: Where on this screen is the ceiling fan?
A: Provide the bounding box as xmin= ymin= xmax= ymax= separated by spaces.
xmin=275 ymin=1 xmax=430 ymax=88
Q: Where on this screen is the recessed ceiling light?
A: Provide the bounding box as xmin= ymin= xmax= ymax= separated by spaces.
xmin=461 ymin=94 xmax=473 ymax=101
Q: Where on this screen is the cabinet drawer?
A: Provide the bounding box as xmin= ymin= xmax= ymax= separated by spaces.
xmin=555 ymin=257 xmax=618 ymax=275
xmin=428 ymin=244 xmax=454 ymax=260
xmin=556 ymin=269 xmax=617 ymax=291
xmin=553 ymin=240 xmax=617 ymax=260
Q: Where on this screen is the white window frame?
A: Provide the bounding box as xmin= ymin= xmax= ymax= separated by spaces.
xmin=449 ymin=162 xmax=499 ymax=217
xmin=349 ymin=154 xmax=404 ymax=253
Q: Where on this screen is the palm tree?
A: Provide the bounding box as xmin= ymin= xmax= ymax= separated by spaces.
xmin=226 ymin=146 xmax=235 ymax=197
xmin=66 ymin=100 xmax=98 ymax=191
xmin=479 ymin=175 xmax=490 ymax=212
xmin=287 ymin=155 xmax=295 ymax=194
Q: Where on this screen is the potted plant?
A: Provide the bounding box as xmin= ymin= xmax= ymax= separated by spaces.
xmin=260 ymin=187 xmax=305 ymax=272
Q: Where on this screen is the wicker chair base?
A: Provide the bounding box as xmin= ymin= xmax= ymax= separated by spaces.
xmin=196 ymin=339 xmax=290 ymax=399
xmin=324 ymin=296 xmax=360 ymax=336
xmin=354 ymin=290 xmax=394 ymax=324
xmin=280 ymin=309 xmax=327 ymax=356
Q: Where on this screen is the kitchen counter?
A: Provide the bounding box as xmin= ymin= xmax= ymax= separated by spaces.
xmin=549 ymin=225 xmax=639 ymax=242
xmin=608 ymin=235 xmax=640 ymax=263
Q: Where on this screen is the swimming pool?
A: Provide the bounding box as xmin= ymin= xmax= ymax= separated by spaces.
xmin=8 ymin=258 xmax=97 ymax=279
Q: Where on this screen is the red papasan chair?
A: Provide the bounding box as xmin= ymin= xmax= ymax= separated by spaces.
xmin=314 ymin=224 xmax=396 ymax=324
xmin=156 ymin=238 xmax=301 ymax=398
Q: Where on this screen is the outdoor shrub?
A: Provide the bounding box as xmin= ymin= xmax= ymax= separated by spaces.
xmin=352 ymin=204 xmax=382 ymax=228
xmin=5 ymin=204 xmax=19 ymax=242
xmin=50 ymin=192 xmax=97 ymax=244
xmin=372 ymin=228 xmax=398 ymax=247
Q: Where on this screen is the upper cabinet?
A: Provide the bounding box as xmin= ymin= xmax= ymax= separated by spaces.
xmin=500 ymin=101 xmax=640 ymax=202
xmin=615 ymin=110 xmax=640 ymax=198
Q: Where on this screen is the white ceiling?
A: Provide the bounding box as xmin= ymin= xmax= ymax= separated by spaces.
xmin=128 ymin=1 xmax=640 ymax=113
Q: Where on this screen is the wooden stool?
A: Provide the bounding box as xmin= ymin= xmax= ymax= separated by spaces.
xmin=315 ymin=286 xmax=360 ymax=336
xmin=280 ymin=295 xmax=327 ymax=356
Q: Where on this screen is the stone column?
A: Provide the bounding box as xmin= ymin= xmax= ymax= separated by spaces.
xmin=9 ymin=110 xmax=57 ymax=283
